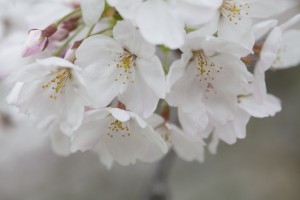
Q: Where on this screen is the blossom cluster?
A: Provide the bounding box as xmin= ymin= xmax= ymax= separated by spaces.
xmin=1 ymin=0 xmax=300 ymax=168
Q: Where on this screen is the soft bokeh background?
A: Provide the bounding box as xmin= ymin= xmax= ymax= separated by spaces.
xmin=0 ymin=1 xmax=300 ymax=200
xmin=0 ymin=66 xmax=299 ymax=200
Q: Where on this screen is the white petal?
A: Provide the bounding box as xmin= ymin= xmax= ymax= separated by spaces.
xmin=80 ymin=0 xmax=105 ymax=26
xmin=166 ymin=61 xmax=203 ymax=112
xmin=9 ymin=80 xmax=56 ymax=118
xmin=203 ymin=36 xmax=252 ymax=57
xmin=133 ymin=117 xmax=168 ymax=154
xmin=58 ymin=84 xmax=85 ymax=135
xmin=113 ymin=20 xmax=155 ymax=58
xmin=232 ymin=109 xmax=251 ymax=139
xmin=252 ymin=20 xmax=278 ymax=41
xmin=118 ymin=71 xmax=159 ymax=118
xmin=166 ymin=52 xmax=192 ymax=93
xmin=106 ymin=0 xmax=119 ymax=6
xmin=256 ymin=27 xmax=282 ymax=72
xmin=178 ymin=107 xmax=208 ymax=136
xmin=37 ymin=57 xmax=77 ymax=69
xmin=109 ymin=108 xmax=131 ymax=122
xmin=187 ymin=13 xmax=220 ymax=39
xmin=136 ymin=0 xmax=185 ymax=49
xmin=219 ymin=16 xmax=255 ymax=50
xmin=75 ymin=35 xmax=123 ymax=68
xmin=205 ymin=93 xmax=236 ymax=125
xmin=239 ymin=94 xmax=281 ymax=118
xmin=175 ymin=0 xmax=222 ymax=26
xmin=144 ymin=113 xmax=164 ymax=129
xmin=96 ymin=146 xmax=114 ymax=169
xmin=71 ymin=110 xmax=110 ymax=152
xmin=167 ymin=123 xmax=205 ymax=163
xmin=82 ymin=62 xmax=121 ymax=108
xmin=213 ymin=109 xmax=250 ymax=144
xmin=50 ymin=127 xmax=71 ymax=156
xmin=130 ymin=112 xmax=148 ymax=128
xmin=6 ymin=82 xmax=24 ymax=105
xmin=278 ymin=30 xmax=300 ymax=68
xmin=107 ymin=0 xmax=142 ymax=21
xmin=8 ymin=62 xmax=53 ymax=84
xmin=136 ymin=56 xmax=166 ymax=98
xmin=214 ymin=122 xmax=237 ymax=145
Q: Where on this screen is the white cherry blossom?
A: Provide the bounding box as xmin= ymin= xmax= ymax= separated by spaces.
xmin=166 ymin=34 xmax=253 ymax=128
xmin=192 ymin=0 xmax=296 ymax=49
xmin=76 ymin=20 xmax=166 ymax=118
xmin=71 ymin=108 xmax=168 ymax=168
xmin=7 ymin=57 xmax=92 ymax=135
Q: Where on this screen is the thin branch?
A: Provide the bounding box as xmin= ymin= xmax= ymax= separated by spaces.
xmin=143 ymin=150 xmax=176 ymax=200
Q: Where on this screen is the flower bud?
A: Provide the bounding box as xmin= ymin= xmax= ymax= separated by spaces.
xmin=64 ymin=40 xmax=82 ymax=63
xmin=22 ymin=24 xmax=58 ymax=57
xmin=50 ymin=28 xmax=69 ymax=41
xmin=62 ymin=16 xmax=80 ymax=32
xmin=22 ymin=30 xmax=48 ymax=57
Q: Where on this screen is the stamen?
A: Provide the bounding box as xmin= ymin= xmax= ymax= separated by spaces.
xmin=111 ymin=50 xmax=136 ymax=85
xmin=221 ymin=0 xmax=250 ymax=25
xmin=193 ymin=51 xmax=223 ymax=82
xmin=42 ymin=68 xmax=71 ymax=100
xmin=107 ymin=119 xmax=131 ymax=139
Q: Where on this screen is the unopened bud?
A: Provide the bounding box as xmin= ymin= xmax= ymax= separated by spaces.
xmin=51 ymin=28 xmax=69 ymax=41
xmin=64 ymin=40 xmax=83 ymax=63
xmin=22 ymin=30 xmax=48 ymax=57
xmin=62 ymin=16 xmax=80 ymax=32
xmin=42 ymin=24 xmax=58 ymax=37
xmin=22 ymin=24 xmax=58 ymax=57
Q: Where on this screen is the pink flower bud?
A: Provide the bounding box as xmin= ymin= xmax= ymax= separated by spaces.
xmin=22 ymin=24 xmax=58 ymax=57
xmin=50 ymin=28 xmax=69 ymax=41
xmin=22 ymin=30 xmax=48 ymax=57
xmin=64 ymin=40 xmax=82 ymax=63
xmin=50 ymin=17 xmax=80 ymax=41
xmin=62 ymin=16 xmax=80 ymax=32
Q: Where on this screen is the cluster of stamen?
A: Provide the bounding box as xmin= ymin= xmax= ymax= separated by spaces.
xmin=221 ymin=0 xmax=250 ymax=25
xmin=107 ymin=119 xmax=131 ymax=138
xmin=110 ymin=50 xmax=136 ymax=85
xmin=193 ymin=51 xmax=223 ymax=82
xmin=42 ymin=68 xmax=71 ymax=100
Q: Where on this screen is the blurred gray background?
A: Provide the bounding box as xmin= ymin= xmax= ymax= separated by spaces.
xmin=0 ymin=66 xmax=299 ymax=200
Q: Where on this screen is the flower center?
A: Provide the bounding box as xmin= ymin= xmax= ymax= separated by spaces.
xmin=221 ymin=0 xmax=250 ymax=25
xmin=193 ymin=51 xmax=223 ymax=82
xmin=107 ymin=119 xmax=131 ymax=138
xmin=112 ymin=50 xmax=136 ymax=85
xmin=42 ymin=68 xmax=71 ymax=100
